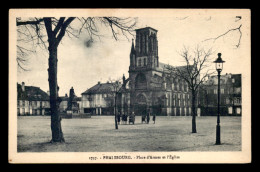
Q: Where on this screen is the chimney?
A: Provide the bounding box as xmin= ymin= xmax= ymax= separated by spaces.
xmin=21 ymin=82 xmax=25 ymax=92
xmin=98 ymin=81 xmax=101 ymax=84
xmin=65 ymin=93 xmax=68 ymax=97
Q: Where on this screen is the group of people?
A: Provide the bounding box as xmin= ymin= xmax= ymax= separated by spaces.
xmin=142 ymin=112 xmax=156 ymax=124
xmin=117 ymin=112 xmax=134 ymax=125
xmin=116 ymin=112 xmax=156 ymax=125
xmin=118 ymin=112 xmax=129 ymax=124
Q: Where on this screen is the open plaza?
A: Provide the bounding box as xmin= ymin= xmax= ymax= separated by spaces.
xmin=18 ymin=116 xmax=241 ymax=152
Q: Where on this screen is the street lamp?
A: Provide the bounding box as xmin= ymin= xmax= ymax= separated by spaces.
xmin=213 ymin=53 xmax=225 ymax=145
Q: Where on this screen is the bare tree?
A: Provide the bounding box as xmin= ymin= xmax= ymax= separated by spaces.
xmin=165 ymin=46 xmax=215 ymax=133
xmin=108 ymin=78 xmax=122 ymax=129
xmin=16 ymin=17 xmax=137 ymax=142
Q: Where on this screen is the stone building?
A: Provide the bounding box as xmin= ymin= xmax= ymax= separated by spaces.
xmin=119 ymin=27 xmax=193 ymax=116
xmin=17 ymin=82 xmax=50 ymax=115
xmin=198 ymin=73 xmax=242 ymax=116
xmin=81 ymin=81 xmax=122 ymax=115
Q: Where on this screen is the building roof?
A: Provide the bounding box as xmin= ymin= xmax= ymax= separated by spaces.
xmin=17 ymin=83 xmax=49 ymax=101
xmin=82 ymin=82 xmax=122 ymax=95
xmin=158 ymin=62 xmax=193 ymax=74
xmin=204 ymin=73 xmax=241 ymax=86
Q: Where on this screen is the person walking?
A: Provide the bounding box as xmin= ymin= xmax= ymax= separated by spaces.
xmin=147 ymin=112 xmax=150 ymax=124
xmin=152 ymin=113 xmax=156 ymax=124
xmin=142 ymin=113 xmax=146 ymax=124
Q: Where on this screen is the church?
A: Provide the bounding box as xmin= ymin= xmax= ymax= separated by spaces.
xmin=118 ymin=27 xmax=193 ymax=116
xmin=81 ymin=27 xmax=193 ymax=116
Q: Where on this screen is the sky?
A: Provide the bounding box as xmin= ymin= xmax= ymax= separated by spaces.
xmin=17 ymin=10 xmax=250 ymax=97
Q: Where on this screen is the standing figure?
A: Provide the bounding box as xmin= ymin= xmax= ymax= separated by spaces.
xmin=117 ymin=112 xmax=121 ymax=125
xmin=125 ymin=113 xmax=128 ymax=124
xmin=141 ymin=115 xmax=146 ymax=124
xmin=122 ymin=113 xmax=125 ymax=124
xmin=129 ymin=111 xmax=135 ymax=124
xmin=147 ymin=112 xmax=150 ymax=124
xmin=152 ymin=113 xmax=156 ymax=124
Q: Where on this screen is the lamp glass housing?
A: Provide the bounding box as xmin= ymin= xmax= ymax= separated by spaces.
xmin=214 ymin=53 xmax=225 ymax=72
xmin=216 ymin=62 xmax=223 ymax=71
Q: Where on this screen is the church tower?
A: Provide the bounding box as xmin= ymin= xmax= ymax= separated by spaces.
xmin=129 ymin=27 xmax=159 ymax=70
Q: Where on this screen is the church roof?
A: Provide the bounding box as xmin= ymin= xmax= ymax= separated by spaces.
xmin=158 ymin=62 xmax=192 ymax=72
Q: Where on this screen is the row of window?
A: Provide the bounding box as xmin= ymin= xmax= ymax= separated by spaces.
xmin=85 ymin=94 xmax=111 ymax=100
xmin=138 ymin=58 xmax=147 ymax=67
xmin=225 ymin=98 xmax=241 ymax=105
xmin=17 ymin=100 xmax=49 ymax=107
xmin=17 ymin=108 xmax=46 ymax=115
xmin=136 ymin=58 xmax=158 ymax=67
xmin=211 ymin=88 xmax=225 ymax=94
xmin=172 ymin=107 xmax=192 ymax=116
xmin=171 ymin=93 xmax=190 ymax=100
xmin=207 ymin=87 xmax=241 ymax=95
xmin=171 ymin=83 xmax=188 ymax=92
xmin=139 ymin=34 xmax=157 ymax=54
xmin=171 ymin=99 xmax=189 ymax=107
xmin=228 ymin=107 xmax=241 ymax=114
xmin=166 ymin=94 xmax=191 ymax=107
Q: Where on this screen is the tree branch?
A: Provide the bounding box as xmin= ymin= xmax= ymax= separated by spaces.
xmin=56 ymin=17 xmax=75 ymax=44
xmin=16 ymin=18 xmax=44 ymax=26
xmin=203 ymin=24 xmax=242 ymax=48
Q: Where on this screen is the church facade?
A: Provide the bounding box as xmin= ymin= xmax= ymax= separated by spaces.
xmin=119 ymin=27 xmax=193 ymax=116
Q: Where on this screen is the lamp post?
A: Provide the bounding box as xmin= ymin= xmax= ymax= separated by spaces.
xmin=213 ymin=53 xmax=225 ymax=145
xmin=232 ymin=78 xmax=235 ymax=115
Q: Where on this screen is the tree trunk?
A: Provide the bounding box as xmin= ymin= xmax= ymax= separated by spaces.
xmin=115 ymin=94 xmax=118 ymax=129
xmin=48 ymin=41 xmax=65 ymax=142
xmin=191 ymin=90 xmax=197 ymax=133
